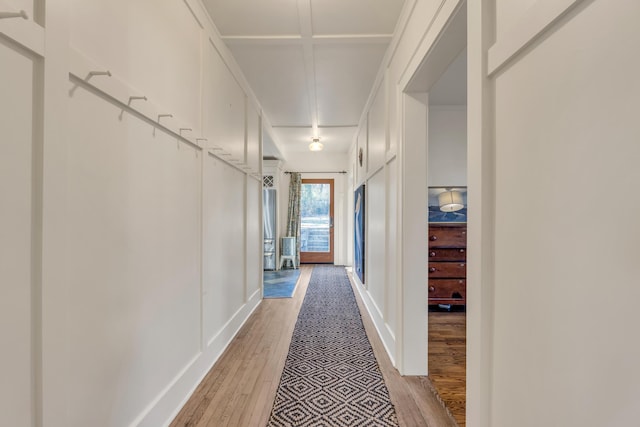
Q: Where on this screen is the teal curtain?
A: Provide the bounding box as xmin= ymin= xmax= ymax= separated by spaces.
xmin=286 ymin=173 xmax=302 ymax=263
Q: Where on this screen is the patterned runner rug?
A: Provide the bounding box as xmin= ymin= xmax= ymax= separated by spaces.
xmin=267 ymin=265 xmax=399 ymax=426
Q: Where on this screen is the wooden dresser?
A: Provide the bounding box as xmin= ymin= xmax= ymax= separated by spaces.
xmin=428 ymin=224 xmax=467 ymax=306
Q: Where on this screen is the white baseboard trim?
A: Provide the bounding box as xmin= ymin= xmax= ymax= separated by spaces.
xmin=351 ymin=275 xmax=397 ymax=367
xmin=134 ymin=291 xmax=262 ymax=427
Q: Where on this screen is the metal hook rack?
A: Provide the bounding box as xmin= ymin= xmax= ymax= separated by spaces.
xmin=128 ymin=95 xmax=147 ymax=104
xmin=0 ymin=10 xmax=28 ymax=19
xmin=87 ymin=70 xmax=112 ymax=79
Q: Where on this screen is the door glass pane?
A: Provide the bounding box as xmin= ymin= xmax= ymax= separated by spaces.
xmin=300 ymin=183 xmax=330 ymax=253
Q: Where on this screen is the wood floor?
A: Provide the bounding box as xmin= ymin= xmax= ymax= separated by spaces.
xmin=429 ymin=309 xmax=466 ymax=427
xmin=171 ymin=265 xmax=458 ymax=427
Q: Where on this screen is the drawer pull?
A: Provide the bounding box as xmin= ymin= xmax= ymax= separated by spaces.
xmin=429 ymin=286 xmax=435 ymax=292
xmin=429 ymin=251 xmax=436 ymax=257
xmin=429 ymin=235 xmax=437 ymax=241
xmin=429 ymin=267 xmax=436 ymax=273
xmin=459 ymin=249 xmax=465 ymax=253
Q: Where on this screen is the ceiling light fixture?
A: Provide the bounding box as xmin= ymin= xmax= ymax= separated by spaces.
xmin=309 ymin=137 xmax=323 ymax=152
xmin=438 ymin=190 xmax=464 ymax=212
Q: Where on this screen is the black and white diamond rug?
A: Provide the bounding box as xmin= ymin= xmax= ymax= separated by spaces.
xmin=267 ymin=265 xmax=399 ymax=426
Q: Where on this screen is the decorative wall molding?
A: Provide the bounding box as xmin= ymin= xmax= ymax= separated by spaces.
xmin=0 ymin=11 xmax=44 ymax=56
xmin=68 ymin=48 xmax=261 ymax=177
xmin=138 ymin=292 xmax=262 ymax=426
xmin=352 ymin=279 xmax=397 ymax=366
xmin=366 ymin=163 xmax=385 ymax=183
xmin=68 ymin=48 xmax=200 ymax=146
xmin=488 ymin=0 xmax=587 ymax=75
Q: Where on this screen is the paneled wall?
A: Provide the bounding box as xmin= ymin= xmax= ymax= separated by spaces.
xmin=485 ymin=1 xmax=640 ymax=426
xmin=348 ymin=0 xmax=464 ymax=373
xmin=354 ymin=0 xmax=640 ymax=424
xmin=0 ymin=27 xmax=40 ymax=427
xmin=1 ymin=0 xmax=263 ymax=425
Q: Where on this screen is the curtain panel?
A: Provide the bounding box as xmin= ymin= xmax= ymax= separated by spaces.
xmin=286 ymin=172 xmax=302 ymax=263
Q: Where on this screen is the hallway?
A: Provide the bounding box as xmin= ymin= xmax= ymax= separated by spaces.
xmin=171 ymin=266 xmax=456 ymax=426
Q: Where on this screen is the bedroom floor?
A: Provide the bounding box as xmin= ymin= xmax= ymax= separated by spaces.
xmin=429 ymin=308 xmax=466 ymax=426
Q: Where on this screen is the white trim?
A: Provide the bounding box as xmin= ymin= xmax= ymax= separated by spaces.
xmin=187 ymin=0 xmax=286 ymax=154
xmin=221 ymin=35 xmax=302 ymax=45
xmin=347 ymin=0 xmax=419 ymax=157
xmin=429 ymin=104 xmax=467 ymax=111
xmin=0 ymin=16 xmax=44 ymax=57
xmin=312 ymin=34 xmax=392 ymax=44
xmin=67 ymin=48 xmax=260 ymax=177
xmin=366 ymin=163 xmax=385 ymax=182
xmin=487 ymin=0 xmax=586 ymax=75
xmin=397 ymin=0 xmax=464 ymax=90
xmin=68 ymin=48 xmax=200 ymax=146
xmin=467 ymin=1 xmax=496 ymax=426
xmin=139 ymin=294 xmax=263 ymax=427
xmin=351 ymin=276 xmax=397 ymax=366
xmin=220 ymin=34 xmax=392 ymax=45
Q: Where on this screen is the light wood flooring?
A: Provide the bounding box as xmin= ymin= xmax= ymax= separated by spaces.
xmin=171 ymin=265 xmax=458 ymax=427
xmin=429 ymin=309 xmax=466 ymax=426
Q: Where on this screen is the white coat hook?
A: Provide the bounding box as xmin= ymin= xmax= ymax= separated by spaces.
xmin=87 ymin=70 xmax=112 ymax=79
xmin=179 ymin=128 xmax=192 ymax=136
xmin=128 ymin=95 xmax=147 ymax=104
xmin=0 ymin=10 xmax=28 ymax=19
xmin=157 ymin=114 xmax=173 ymax=123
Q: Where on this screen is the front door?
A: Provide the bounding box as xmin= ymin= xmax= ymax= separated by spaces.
xmin=300 ymin=179 xmax=334 ymax=264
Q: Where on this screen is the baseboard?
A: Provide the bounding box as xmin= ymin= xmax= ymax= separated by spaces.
xmin=350 ymin=274 xmax=397 ymax=367
xmin=135 ymin=291 xmax=262 ymax=427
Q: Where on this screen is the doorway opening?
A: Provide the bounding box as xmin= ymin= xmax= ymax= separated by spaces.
xmin=403 ymin=2 xmax=467 ymax=425
xmin=300 ymin=179 xmax=334 ymax=264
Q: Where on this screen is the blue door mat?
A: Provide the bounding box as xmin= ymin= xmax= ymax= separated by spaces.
xmin=264 ymin=269 xmax=301 ymax=298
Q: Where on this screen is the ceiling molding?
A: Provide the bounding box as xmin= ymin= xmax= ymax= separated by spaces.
xmin=272 ymin=125 xmax=313 ymax=128
xmin=221 ymin=35 xmax=303 ymax=45
xmin=297 ymin=0 xmax=319 ymax=136
xmin=203 ymin=0 xmax=407 ymax=157
xmin=222 ymin=34 xmax=393 ymax=46
xmin=318 ymin=124 xmax=358 ymax=128
xmin=272 ymin=124 xmax=358 ymax=129
xmin=312 ymin=34 xmax=393 ymax=44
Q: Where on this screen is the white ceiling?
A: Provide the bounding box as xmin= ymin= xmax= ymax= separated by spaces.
xmin=203 ymin=0 xmax=405 ymax=158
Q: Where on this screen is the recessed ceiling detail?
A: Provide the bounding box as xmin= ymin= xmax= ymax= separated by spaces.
xmin=203 ymin=0 xmax=405 ymax=156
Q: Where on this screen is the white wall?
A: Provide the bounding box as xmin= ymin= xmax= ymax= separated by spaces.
xmin=65 ymin=86 xmax=203 ymax=427
xmin=0 ymin=31 xmax=38 ymax=427
xmin=1 ymin=0 xmax=264 ymax=425
xmin=348 ymin=0 xmax=465 ymax=373
xmin=282 ymin=151 xmax=350 ymax=266
xmin=487 ymin=1 xmax=640 ymax=426
xmin=428 ymin=106 xmax=467 ymax=186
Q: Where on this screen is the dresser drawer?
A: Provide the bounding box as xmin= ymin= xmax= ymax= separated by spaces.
xmin=428 ymin=226 xmax=466 ymax=248
xmin=428 ymin=279 xmax=466 ymax=300
xmin=429 ymin=248 xmax=466 ymax=261
xmin=428 ymin=262 xmax=466 ymax=278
